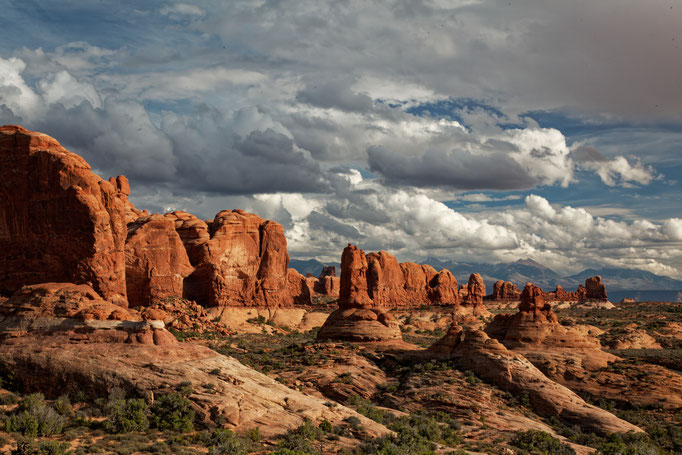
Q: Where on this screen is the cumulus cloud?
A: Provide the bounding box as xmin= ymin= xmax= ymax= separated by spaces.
xmin=1 ymin=1 xmax=680 ymax=279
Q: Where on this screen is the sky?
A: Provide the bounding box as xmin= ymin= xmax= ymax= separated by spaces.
xmin=1 ymin=0 xmax=681 ymax=278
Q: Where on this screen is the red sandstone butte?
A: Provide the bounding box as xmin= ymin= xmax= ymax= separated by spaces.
xmin=0 ymin=125 xmax=127 ymax=305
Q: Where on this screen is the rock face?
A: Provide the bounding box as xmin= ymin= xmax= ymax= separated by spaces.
xmin=0 ymin=125 xmax=127 ymax=305
xmin=427 ymin=327 xmax=642 ymax=435
xmin=464 ymin=273 xmax=486 ymax=306
xmin=362 ymin=250 xmax=459 ymax=308
xmin=339 ymin=244 xmax=374 ymax=308
xmin=109 ymin=175 xmax=147 ymax=223
xmin=491 ymin=280 xmax=521 ymax=301
xmin=125 ymin=215 xmax=194 ymax=307
xmin=585 ymin=275 xmax=608 ymax=301
xmin=182 ymin=210 xmax=295 ymax=307
xmin=318 ymin=245 xmax=402 ymax=342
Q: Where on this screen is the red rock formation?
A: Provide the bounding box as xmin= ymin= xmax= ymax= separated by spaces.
xmin=367 ymin=251 xmax=409 ymax=306
xmin=0 ymin=283 xmax=174 ymax=345
xmin=363 ymin=252 xmax=458 ymax=307
xmin=183 ymin=210 xmax=295 ymax=307
xmin=491 ymin=280 xmax=521 ymax=301
xmin=585 ymin=276 xmax=608 ymax=301
xmin=339 ymin=244 xmax=373 ymax=308
xmin=109 ymin=175 xmax=147 ymax=223
xmin=576 ymin=284 xmax=587 ymax=300
xmin=428 ymin=269 xmax=459 ymax=305
xmin=287 ymin=268 xmax=313 ymax=306
xmin=464 ymin=273 xmax=486 ymax=306
xmin=316 ymin=275 xmax=340 ymax=297
xmin=164 ymin=211 xmax=211 ymax=266
xmin=0 ymin=125 xmax=127 ymax=305
xmin=427 ymin=327 xmax=643 ymax=435
xmin=125 ymin=214 xmax=194 ymax=307
xmin=318 ymin=245 xmax=401 ymax=341
xmin=320 ymin=266 xmax=336 ymax=277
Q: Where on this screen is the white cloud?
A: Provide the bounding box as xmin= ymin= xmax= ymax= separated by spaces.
xmin=160 ymin=4 xmax=205 ymax=17
xmin=582 ymin=156 xmax=657 ymax=187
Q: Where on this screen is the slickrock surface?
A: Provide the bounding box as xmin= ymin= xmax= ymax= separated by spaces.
xmin=0 ymin=334 xmax=389 ymax=438
xmin=0 ymin=125 xmax=128 ymax=305
xmin=125 ymin=214 xmax=193 ymax=307
xmin=428 ymin=326 xmax=643 ymax=435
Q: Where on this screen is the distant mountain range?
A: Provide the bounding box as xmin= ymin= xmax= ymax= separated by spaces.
xmin=289 ymin=259 xmax=339 ymax=277
xmin=290 ymin=256 xmax=682 ymax=302
xmin=421 ymin=257 xmax=682 ymax=294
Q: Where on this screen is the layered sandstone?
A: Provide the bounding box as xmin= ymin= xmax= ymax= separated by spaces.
xmin=0 ymin=283 xmax=175 ymax=346
xmin=125 ymin=214 xmax=194 ymax=307
xmin=182 ymin=210 xmax=295 ymax=307
xmin=0 ymin=125 xmax=127 ymax=305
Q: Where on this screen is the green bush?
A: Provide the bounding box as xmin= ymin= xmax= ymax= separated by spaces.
xmin=277 ymin=420 xmax=322 ymax=454
xmin=208 ymin=429 xmax=248 ymax=455
xmin=11 ymin=440 xmax=69 ymax=455
xmin=104 ymin=397 xmax=149 ymax=433
xmin=151 ymin=393 xmax=195 ymax=432
xmin=511 ymin=430 xmax=575 ymax=455
xmin=5 ymin=393 xmax=65 ymax=438
xmin=318 ymin=419 xmax=333 ymax=433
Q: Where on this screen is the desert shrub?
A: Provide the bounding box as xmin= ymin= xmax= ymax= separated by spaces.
xmin=358 ymin=412 xmax=462 ymax=454
xmin=208 ymin=429 xmax=248 ymax=455
xmin=53 ymin=395 xmax=72 ymax=416
xmin=511 ymin=430 xmax=575 ymax=455
xmin=104 ymin=397 xmax=149 ymax=433
xmin=597 ymin=431 xmax=666 ymax=455
xmin=11 ymin=440 xmax=69 ymax=455
xmin=151 ymin=393 xmax=195 ymax=432
xmin=277 ymin=420 xmax=322 ymax=454
xmin=0 ymin=391 xmax=20 ymax=405
xmin=244 ymin=427 xmax=261 ymax=442
xmin=5 ymin=393 xmax=65 ymax=437
xmin=318 ymin=419 xmax=333 ymax=433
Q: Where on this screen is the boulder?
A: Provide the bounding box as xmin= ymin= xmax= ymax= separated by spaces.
xmin=317 ymin=308 xmax=401 ymax=342
xmin=0 ymin=125 xmax=127 ymax=305
xmin=125 ymin=214 xmax=194 ymax=307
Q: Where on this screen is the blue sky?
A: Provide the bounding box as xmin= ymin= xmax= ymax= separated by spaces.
xmin=1 ymin=0 xmax=681 ymax=277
